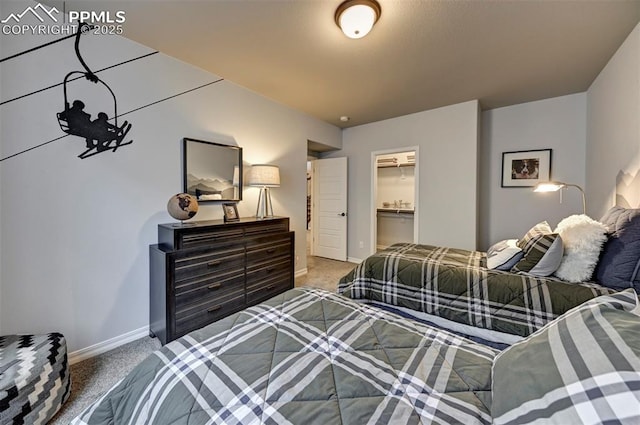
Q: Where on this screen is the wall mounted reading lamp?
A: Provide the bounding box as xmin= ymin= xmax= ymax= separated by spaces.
xmin=534 ymin=181 xmax=586 ymax=214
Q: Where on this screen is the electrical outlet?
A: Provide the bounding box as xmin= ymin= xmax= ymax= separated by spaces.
xmin=359 ymin=241 xmax=364 ymax=248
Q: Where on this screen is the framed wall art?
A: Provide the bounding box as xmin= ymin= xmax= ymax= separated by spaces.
xmin=501 ymin=149 xmax=552 ymax=187
xmin=183 ymin=138 xmax=242 ymax=202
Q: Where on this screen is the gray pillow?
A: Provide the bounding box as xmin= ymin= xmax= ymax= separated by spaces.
xmin=492 ymin=289 xmax=640 ymax=425
xmin=486 ymin=239 xmax=524 ymax=270
xmin=594 ymin=206 xmax=640 ymax=291
xmin=516 ymin=221 xmax=552 ymax=250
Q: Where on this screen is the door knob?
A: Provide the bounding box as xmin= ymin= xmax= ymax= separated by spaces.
xmin=338 ymin=212 xmax=346 ymax=216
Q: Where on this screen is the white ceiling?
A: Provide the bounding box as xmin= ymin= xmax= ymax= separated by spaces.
xmin=54 ymin=0 xmax=640 ymax=128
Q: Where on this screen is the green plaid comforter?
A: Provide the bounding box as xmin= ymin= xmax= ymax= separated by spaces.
xmin=338 ymin=243 xmax=616 ymax=337
xmin=71 ymin=288 xmax=497 ymax=425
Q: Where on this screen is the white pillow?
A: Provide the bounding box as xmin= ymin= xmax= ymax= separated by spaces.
xmin=487 ymin=239 xmax=524 ymax=270
xmin=553 ymin=214 xmax=608 ymax=282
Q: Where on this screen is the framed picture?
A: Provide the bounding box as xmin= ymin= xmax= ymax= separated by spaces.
xmin=222 ymin=202 xmax=240 ymax=222
xmin=501 ymin=149 xmax=552 ymax=187
xmin=183 ymin=138 xmax=242 ymax=202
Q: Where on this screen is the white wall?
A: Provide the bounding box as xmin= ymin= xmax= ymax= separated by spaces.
xmin=377 ymin=166 xmax=415 ymax=208
xmin=479 ymin=94 xmax=587 ymax=249
xmin=325 ymin=100 xmax=480 ymax=260
xmin=0 ymin=4 xmax=340 ymax=352
xmin=587 ymin=22 xmax=640 ymax=218
xmin=377 ymin=213 xmax=413 ymax=248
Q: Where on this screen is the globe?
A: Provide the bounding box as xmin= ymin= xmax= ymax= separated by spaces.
xmin=167 ymin=193 xmax=199 ymax=221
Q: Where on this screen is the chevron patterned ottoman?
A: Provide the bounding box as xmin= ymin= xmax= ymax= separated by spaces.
xmin=0 ymin=333 xmax=71 ymax=425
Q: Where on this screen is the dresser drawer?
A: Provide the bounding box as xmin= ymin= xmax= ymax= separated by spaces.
xmin=175 ymin=271 xmax=245 ymax=308
xmin=246 ymin=275 xmax=292 ymax=306
xmin=246 ymin=232 xmax=292 ymax=250
xmin=179 ymin=227 xmax=245 ymax=249
xmin=246 ymin=235 xmax=293 ymax=263
xmin=244 ymin=220 xmax=289 ymax=238
xmin=174 ymin=247 xmax=245 ymax=282
xmin=175 ymin=291 xmax=245 ymax=337
xmin=246 ymin=258 xmax=292 ymax=286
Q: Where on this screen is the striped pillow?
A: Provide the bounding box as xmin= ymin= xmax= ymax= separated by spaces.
xmin=492 ymin=289 xmax=640 ymax=425
xmin=516 ymin=221 xmax=552 ymax=250
xmin=511 ymin=233 xmax=563 ymax=276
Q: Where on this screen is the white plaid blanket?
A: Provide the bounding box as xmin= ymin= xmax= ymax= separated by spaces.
xmin=72 ymin=288 xmax=497 ymax=424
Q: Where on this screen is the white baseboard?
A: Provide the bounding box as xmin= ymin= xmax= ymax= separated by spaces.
xmin=68 ymin=325 xmax=150 ymax=365
xmin=347 ymin=257 xmax=363 ymax=264
xmin=68 ymin=262 xmax=345 ymax=365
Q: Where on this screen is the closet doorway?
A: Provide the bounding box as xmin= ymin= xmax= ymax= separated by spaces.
xmin=371 ymin=147 xmax=419 ymax=253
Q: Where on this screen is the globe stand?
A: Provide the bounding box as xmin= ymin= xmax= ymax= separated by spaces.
xmin=173 ymin=221 xmax=197 ymax=227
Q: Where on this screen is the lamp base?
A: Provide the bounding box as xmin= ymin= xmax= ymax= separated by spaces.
xmin=255 ymin=187 xmax=275 ymax=219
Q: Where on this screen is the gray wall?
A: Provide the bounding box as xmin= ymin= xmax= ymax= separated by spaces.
xmin=479 ymin=94 xmax=587 ymax=250
xmin=586 ymin=22 xmax=640 ymax=218
xmin=0 ymin=3 xmax=340 ymax=353
xmin=325 ymin=100 xmax=480 ymax=261
xmin=2 ymin=3 xmax=638 ymax=358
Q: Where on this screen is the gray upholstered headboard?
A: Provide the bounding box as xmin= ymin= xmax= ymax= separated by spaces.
xmin=616 ymin=169 xmax=640 ymax=208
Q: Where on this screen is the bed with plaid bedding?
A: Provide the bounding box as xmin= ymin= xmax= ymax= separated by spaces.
xmin=338 ymin=243 xmax=616 ymax=337
xmin=71 ymin=288 xmax=497 ymax=425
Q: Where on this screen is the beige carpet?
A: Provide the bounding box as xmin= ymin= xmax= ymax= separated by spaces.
xmin=295 ymin=254 xmax=355 ymax=292
xmin=49 ymin=256 xmax=356 ymax=424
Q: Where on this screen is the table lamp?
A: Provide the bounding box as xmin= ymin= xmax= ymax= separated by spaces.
xmin=248 ymin=164 xmax=280 ymax=219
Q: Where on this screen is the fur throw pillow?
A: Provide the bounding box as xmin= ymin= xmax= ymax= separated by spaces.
xmin=554 ymin=214 xmax=608 ymax=283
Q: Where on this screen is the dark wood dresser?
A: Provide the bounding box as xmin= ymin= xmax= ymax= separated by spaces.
xmin=149 ymin=217 xmax=294 ymax=345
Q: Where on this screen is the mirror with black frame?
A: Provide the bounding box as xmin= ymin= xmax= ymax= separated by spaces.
xmin=182 ymin=138 xmax=243 ymax=202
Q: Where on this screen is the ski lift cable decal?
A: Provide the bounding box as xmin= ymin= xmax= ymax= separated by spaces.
xmin=0 ymin=52 xmax=159 ymax=107
xmin=0 ymin=79 xmax=224 ymax=163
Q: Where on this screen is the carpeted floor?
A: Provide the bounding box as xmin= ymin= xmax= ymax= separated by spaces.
xmin=49 ymin=255 xmax=356 ymax=424
xmin=295 ymin=254 xmax=355 ymax=292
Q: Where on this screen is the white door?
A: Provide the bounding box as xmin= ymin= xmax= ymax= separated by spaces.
xmin=313 ymin=157 xmax=347 ymax=261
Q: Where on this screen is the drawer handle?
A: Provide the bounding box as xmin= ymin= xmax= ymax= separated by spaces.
xmin=266 ymin=268 xmax=275 ymax=274
xmin=207 ymin=305 xmax=222 ymax=313
xmin=207 ymin=261 xmax=222 ymax=268
xmin=207 ymin=283 xmax=222 ymax=290
xmin=265 ymin=284 xmax=276 ymax=291
xmin=266 ymin=248 xmax=276 ymax=254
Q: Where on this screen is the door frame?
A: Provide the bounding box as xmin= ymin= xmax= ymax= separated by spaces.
xmin=370 ymin=146 xmax=419 ymax=255
xmin=307 ymin=160 xmax=314 ymax=256
xmin=312 ymin=157 xmax=348 ymax=261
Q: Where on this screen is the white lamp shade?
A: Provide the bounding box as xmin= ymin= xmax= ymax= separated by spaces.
xmin=232 ymin=165 xmax=239 ymax=186
xmin=248 ymin=164 xmax=280 ymax=187
xmin=534 ymin=182 xmax=565 ymax=192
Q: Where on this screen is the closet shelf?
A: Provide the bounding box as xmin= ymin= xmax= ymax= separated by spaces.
xmin=377 ymin=208 xmax=414 ymax=215
xmin=377 ymin=162 xmax=415 ymax=168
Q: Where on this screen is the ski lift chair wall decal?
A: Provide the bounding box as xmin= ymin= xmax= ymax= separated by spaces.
xmin=57 ymin=23 xmax=132 ymax=159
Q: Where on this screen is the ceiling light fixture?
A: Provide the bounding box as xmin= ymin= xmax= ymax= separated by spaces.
xmin=335 ymin=0 xmax=381 ymax=39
